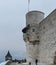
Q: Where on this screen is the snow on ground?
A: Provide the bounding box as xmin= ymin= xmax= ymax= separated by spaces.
xmin=0 ymin=60 xmax=9 ymax=65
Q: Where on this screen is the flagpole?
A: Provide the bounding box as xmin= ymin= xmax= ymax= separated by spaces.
xmin=28 ymin=0 xmax=30 ymax=12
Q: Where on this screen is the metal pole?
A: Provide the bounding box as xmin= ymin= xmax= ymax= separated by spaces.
xmin=28 ymin=0 xmax=30 ymax=12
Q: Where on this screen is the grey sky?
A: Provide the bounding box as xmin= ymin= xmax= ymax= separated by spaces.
xmin=0 ymin=0 xmax=56 ymax=51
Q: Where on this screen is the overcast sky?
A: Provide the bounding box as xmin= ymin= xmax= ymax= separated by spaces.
xmin=0 ymin=0 xmax=56 ymax=52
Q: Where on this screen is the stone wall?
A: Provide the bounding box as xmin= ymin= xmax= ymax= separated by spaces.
xmin=39 ymin=9 xmax=56 ymax=63
xmin=23 ymin=9 xmax=56 ymax=64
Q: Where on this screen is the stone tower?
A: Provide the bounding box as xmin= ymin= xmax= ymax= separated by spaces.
xmin=5 ymin=51 xmax=12 ymax=61
xmin=22 ymin=11 xmax=44 ymax=64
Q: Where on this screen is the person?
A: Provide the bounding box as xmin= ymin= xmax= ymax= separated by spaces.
xmin=53 ymin=51 xmax=56 ymax=64
xmin=35 ymin=59 xmax=38 ymax=65
xmin=29 ymin=62 xmax=31 ymax=65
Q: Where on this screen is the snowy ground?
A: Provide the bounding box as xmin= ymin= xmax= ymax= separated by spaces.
xmin=0 ymin=61 xmax=9 ymax=65
xmin=0 ymin=61 xmax=52 ymax=65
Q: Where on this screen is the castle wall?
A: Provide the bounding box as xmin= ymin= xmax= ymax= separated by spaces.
xmin=22 ymin=9 xmax=56 ymax=64
xmin=39 ymin=10 xmax=56 ymax=63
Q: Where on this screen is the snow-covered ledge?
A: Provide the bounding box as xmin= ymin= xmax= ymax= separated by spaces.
xmin=0 ymin=60 xmax=10 ymax=65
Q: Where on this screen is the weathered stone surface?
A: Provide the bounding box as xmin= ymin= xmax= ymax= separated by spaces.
xmin=22 ymin=9 xmax=56 ymax=64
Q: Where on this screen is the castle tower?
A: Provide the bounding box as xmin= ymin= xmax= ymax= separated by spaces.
xmin=5 ymin=51 xmax=12 ymax=61
xmin=22 ymin=11 xmax=44 ymax=64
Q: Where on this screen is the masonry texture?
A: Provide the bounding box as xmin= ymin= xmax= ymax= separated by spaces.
xmin=22 ymin=9 xmax=56 ymax=65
